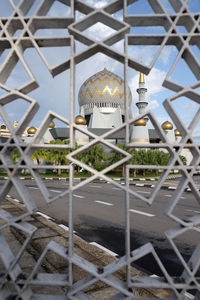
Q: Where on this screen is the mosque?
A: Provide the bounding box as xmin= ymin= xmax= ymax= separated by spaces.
xmin=0 ymin=68 xmax=192 ymax=164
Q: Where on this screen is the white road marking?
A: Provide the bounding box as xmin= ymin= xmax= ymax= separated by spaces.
xmin=164 ymin=195 xmax=171 ymax=197
xmin=13 ymin=199 xmax=20 ymax=203
xmin=50 ymin=189 xmax=61 ymax=193
xmin=95 ymin=200 xmax=113 ymax=206
xmin=90 ymin=185 xmax=101 ymax=188
xmin=29 ymin=187 xmax=39 ymax=190
xmin=74 ymin=194 xmax=85 ymax=198
xmin=186 ymin=209 xmax=200 ymax=214
xmin=129 ymin=209 xmax=155 ymax=217
xmin=36 ymin=212 xmax=51 ymax=219
xmin=185 ymin=292 xmax=194 ymax=300
xmin=59 ymin=224 xmax=69 ymax=231
xmin=90 ymin=242 xmax=118 ymax=257
xmin=112 ymin=187 xmax=121 ymax=190
xmin=136 ymin=190 xmax=149 ymax=194
xmin=136 ymin=183 xmax=144 ymax=187
xmin=180 ymin=196 xmax=185 ymax=199
xmin=59 ymin=224 xmax=76 ymax=233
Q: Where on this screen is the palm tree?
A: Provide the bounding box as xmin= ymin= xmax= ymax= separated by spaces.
xmin=109 ymin=143 xmax=128 ymax=177
xmin=46 ymin=139 xmax=71 ymax=176
xmin=76 ymin=144 xmax=107 ymax=172
xmin=12 ymin=148 xmax=21 ymax=164
xmin=31 ymin=149 xmax=47 ymax=166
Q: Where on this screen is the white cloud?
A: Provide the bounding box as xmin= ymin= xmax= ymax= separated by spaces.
xmin=159 ymin=47 xmax=174 ymax=65
xmin=129 ymin=67 xmax=166 ymax=103
xmin=128 ymin=46 xmax=158 ymax=66
xmin=183 ymin=101 xmax=197 ymax=114
xmin=148 ymin=99 xmax=159 ymax=110
xmin=85 ymin=22 xmax=115 ymax=41
xmin=84 ymin=0 xmax=110 ymax=8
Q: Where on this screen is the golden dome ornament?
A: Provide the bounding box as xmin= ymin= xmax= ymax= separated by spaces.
xmin=49 ymin=121 xmax=55 ymax=128
xmin=75 ymin=115 xmax=87 ymax=125
xmin=27 ymin=126 xmax=37 ymax=134
xmin=133 ymin=118 xmax=147 ymax=126
xmin=161 ymin=121 xmax=173 ymax=130
xmin=174 ymin=129 xmax=181 ymax=136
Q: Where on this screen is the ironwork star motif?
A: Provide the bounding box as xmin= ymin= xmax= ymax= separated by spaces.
xmin=0 ymin=0 xmax=199 ymax=299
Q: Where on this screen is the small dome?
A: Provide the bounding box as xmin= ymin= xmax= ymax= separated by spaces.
xmin=1 ymin=124 xmax=6 ymax=129
xmin=75 ymin=115 xmax=87 ymax=125
xmin=174 ymin=129 xmax=181 ymax=136
xmin=162 ymin=121 xmax=173 ymax=130
xmin=134 ymin=118 xmax=147 ymax=126
xmin=49 ymin=121 xmax=55 ymax=128
xmin=27 ymin=126 xmax=37 ymax=134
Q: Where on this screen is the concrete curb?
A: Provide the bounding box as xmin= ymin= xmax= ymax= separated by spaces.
xmin=130 ymin=183 xmax=194 ymax=193
xmin=0 ymin=175 xmax=183 ymax=181
xmin=1 ymin=176 xmax=198 ymax=193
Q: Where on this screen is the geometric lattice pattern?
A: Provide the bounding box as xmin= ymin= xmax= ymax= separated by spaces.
xmin=0 ymin=0 xmax=199 ymax=299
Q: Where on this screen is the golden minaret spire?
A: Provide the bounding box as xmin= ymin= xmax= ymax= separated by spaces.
xmin=139 ymin=56 xmax=145 ymax=84
xmin=139 ymin=72 xmax=145 ymax=83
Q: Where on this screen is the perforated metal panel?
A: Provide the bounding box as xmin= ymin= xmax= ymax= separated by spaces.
xmin=0 ymin=0 xmax=199 ymax=299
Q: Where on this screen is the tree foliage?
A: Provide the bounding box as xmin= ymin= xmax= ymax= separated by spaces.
xmin=76 ymin=144 xmax=107 ymax=171
xmin=108 ymin=144 xmax=187 ymax=176
xmin=11 ymin=140 xmax=187 ymax=177
xmin=45 ymin=139 xmax=71 ymax=176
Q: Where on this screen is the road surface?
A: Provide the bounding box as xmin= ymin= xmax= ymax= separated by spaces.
xmin=3 ymin=177 xmax=200 ymax=276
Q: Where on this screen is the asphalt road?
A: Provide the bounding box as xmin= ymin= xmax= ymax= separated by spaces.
xmin=3 ymin=178 xmax=200 ymax=277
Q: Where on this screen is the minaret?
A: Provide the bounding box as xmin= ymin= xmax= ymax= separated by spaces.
xmin=136 ymin=72 xmax=148 ymax=114
xmin=131 ymin=72 xmax=149 ymax=144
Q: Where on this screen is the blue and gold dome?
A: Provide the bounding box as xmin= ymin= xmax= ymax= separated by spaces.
xmin=78 ymin=68 xmax=132 ymax=115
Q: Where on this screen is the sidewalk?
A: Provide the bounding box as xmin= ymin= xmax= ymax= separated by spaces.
xmin=0 ymin=196 xmax=174 ymax=299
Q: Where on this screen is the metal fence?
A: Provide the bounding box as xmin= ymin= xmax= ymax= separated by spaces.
xmin=0 ymin=0 xmax=199 ymax=299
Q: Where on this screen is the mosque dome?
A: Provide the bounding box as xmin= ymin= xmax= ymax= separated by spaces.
xmin=78 ymin=68 xmax=132 ymax=115
xmin=174 ymin=129 xmax=181 ymax=136
xmin=27 ymin=126 xmax=37 ymax=134
xmin=75 ymin=115 xmax=87 ymax=125
xmin=161 ymin=121 xmax=173 ymax=130
xmin=134 ymin=118 xmax=147 ymax=126
xmin=49 ymin=121 xmax=55 ymax=128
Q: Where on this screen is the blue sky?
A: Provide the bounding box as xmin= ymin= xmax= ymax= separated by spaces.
xmin=0 ymin=0 xmax=199 ymax=140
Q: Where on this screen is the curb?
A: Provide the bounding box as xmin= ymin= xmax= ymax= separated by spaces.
xmin=1 ymin=177 xmax=198 ymax=193
xmin=0 ymin=175 xmax=184 ymax=182
xmin=130 ymin=183 xmax=194 ymax=193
